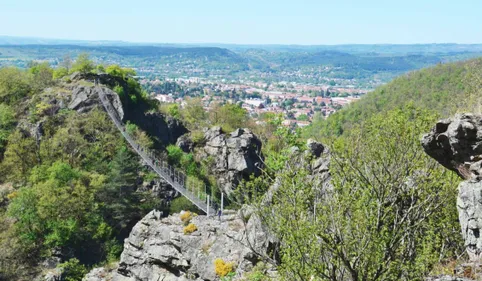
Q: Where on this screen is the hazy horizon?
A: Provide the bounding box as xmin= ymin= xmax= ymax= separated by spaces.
xmin=2 ymin=0 xmax=481 ymax=45
xmin=1 ymin=35 xmax=482 ymax=47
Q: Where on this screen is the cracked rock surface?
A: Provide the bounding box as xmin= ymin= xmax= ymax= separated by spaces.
xmin=83 ymin=209 xmax=273 ymax=281
xmin=201 ymin=127 xmax=263 ymax=196
xmin=423 ymin=113 xmax=482 ymax=261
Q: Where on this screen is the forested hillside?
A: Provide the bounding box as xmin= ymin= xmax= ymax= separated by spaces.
xmin=0 ymin=58 xmax=170 ymax=280
xmin=306 ymin=58 xmax=482 ymax=138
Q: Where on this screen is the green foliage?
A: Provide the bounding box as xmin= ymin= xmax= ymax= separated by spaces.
xmin=1 ymin=129 xmax=38 ymax=182
xmin=220 ymin=272 xmax=236 ymax=281
xmin=28 ymin=62 xmax=54 ymax=91
xmin=0 ymin=67 xmax=31 ymax=104
xmin=252 ymin=106 xmax=462 ymax=281
xmin=113 ymin=85 xmax=125 ymax=99
xmin=244 ymin=262 xmax=268 ymax=281
xmin=210 ymin=103 xmax=248 ymax=133
xmin=306 ymin=58 xmax=482 ymax=140
xmin=0 ymin=103 xmax=15 ymax=154
xmin=97 ymin=148 xmax=155 ymax=232
xmin=7 ymin=161 xmax=106 ymax=254
xmin=180 ymin=98 xmax=208 ymax=130
xmin=170 ymin=197 xmax=199 ymax=214
xmin=160 ymin=103 xmax=181 ymax=119
xmin=106 ymin=65 xmax=136 ymax=79
xmin=59 ymin=258 xmax=88 ymax=281
xmin=53 ymin=67 xmax=69 ymax=79
xmin=166 ymin=144 xmax=183 ymax=164
xmin=71 ymin=53 xmax=94 ymax=74
xmin=125 ymin=121 xmax=153 ymax=148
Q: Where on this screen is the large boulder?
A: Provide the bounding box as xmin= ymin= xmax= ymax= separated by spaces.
xmin=201 ymin=127 xmax=263 ymax=195
xmin=106 ymin=210 xmax=274 ymax=281
xmin=68 ymin=85 xmax=124 ymax=120
xmin=422 ymin=113 xmax=482 ymax=261
xmin=422 ymin=113 xmax=482 ymax=180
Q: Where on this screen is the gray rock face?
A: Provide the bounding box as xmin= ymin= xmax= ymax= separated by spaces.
xmin=108 ymin=210 xmax=271 ymax=281
xmin=68 ymin=86 xmax=124 ymax=120
xmin=83 ymin=267 xmax=116 ymax=281
xmin=201 ymin=127 xmax=263 ymax=195
xmin=176 ymin=134 xmax=195 ymax=153
xmin=422 ymin=113 xmax=482 ymax=180
xmin=457 ymin=180 xmax=482 ymax=260
xmin=423 ymin=113 xmax=482 ymax=261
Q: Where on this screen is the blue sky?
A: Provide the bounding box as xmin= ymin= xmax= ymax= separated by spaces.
xmin=1 ymin=0 xmax=481 ymax=44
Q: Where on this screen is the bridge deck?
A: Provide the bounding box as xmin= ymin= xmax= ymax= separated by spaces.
xmin=97 ymin=86 xmax=215 ymax=215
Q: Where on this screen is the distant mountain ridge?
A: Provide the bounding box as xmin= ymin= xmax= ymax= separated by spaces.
xmin=2 ymin=35 xmax=482 ymax=54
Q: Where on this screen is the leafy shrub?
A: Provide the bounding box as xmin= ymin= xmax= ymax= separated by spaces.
xmin=143 ymin=172 xmax=158 ymax=182
xmin=166 ymin=144 xmax=183 ymax=164
xmin=53 ymin=67 xmax=69 ymax=79
xmin=214 ymin=258 xmax=234 ymax=277
xmin=244 ymin=262 xmax=268 ymax=281
xmin=191 ymin=130 xmax=205 ymax=144
xmin=221 ymin=272 xmax=236 ymax=281
xmin=59 ymin=258 xmax=88 ymax=281
xmin=113 ymin=85 xmax=125 ymax=99
xmin=183 ymin=223 xmax=198 ymax=235
xmin=70 ymin=53 xmax=94 ymax=74
xmin=170 ymin=197 xmax=199 ymax=215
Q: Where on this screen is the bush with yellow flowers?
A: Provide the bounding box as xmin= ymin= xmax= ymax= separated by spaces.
xmin=214 ymin=258 xmax=234 ymax=277
xmin=183 ymin=223 xmax=198 ymax=235
xmin=179 ymin=211 xmax=194 ymax=226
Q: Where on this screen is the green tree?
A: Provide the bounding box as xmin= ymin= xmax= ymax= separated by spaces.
xmin=53 ymin=67 xmax=69 ymax=79
xmin=210 ymin=103 xmax=248 ymax=133
xmin=7 ymin=161 xmax=107 ymax=253
xmin=97 ymin=148 xmax=148 ymax=232
xmin=181 ymin=97 xmax=208 ymax=130
xmin=105 ymin=65 xmax=136 ymax=79
xmin=0 ymin=103 xmax=16 ymax=154
xmin=252 ymin=106 xmax=462 ymax=281
xmin=28 ymin=62 xmax=54 ymax=91
xmin=1 ymin=130 xmax=38 ymax=182
xmin=71 ymin=53 xmax=94 ymax=74
xmin=0 ymin=67 xmax=31 ymax=105
xmin=59 ymin=258 xmax=88 ymax=281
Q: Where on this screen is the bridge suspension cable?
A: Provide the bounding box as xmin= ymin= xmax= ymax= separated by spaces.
xmin=97 ymin=85 xmax=216 ymax=215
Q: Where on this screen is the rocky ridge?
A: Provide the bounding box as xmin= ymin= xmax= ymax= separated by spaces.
xmin=199 ymin=127 xmax=263 ymax=195
xmin=83 ymin=209 xmax=275 ymax=281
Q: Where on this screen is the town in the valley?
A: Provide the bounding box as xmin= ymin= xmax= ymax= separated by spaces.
xmin=141 ymin=76 xmax=367 ymax=127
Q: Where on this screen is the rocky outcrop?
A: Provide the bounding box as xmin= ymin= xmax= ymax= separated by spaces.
xmin=92 ymin=209 xmax=275 ymax=281
xmin=201 ymin=127 xmax=263 ymax=195
xmin=176 ymin=134 xmax=195 ymax=153
xmin=139 ymin=113 xmax=188 ymax=147
xmin=68 ymin=85 xmax=124 ymax=120
xmin=422 ymin=113 xmax=482 ymax=261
